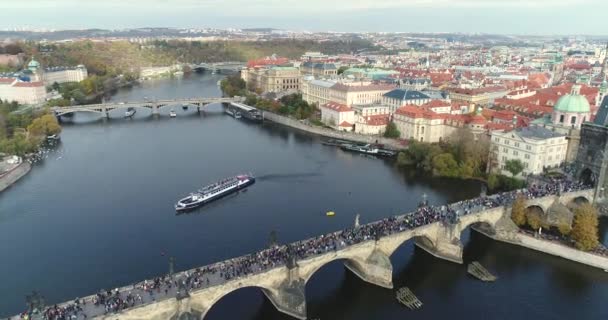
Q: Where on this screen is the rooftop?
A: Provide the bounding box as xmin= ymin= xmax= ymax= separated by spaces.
xmin=509 ymin=126 xmax=566 ymax=140
xmin=383 ymin=88 xmax=430 ymax=101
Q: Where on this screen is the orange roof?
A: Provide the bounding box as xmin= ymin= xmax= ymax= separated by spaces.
xmin=12 ymin=81 xmax=44 ymax=87
xmin=322 ymin=102 xmax=352 ymax=112
xmin=395 ymin=105 xmax=446 ymax=120
xmin=361 ymin=114 xmax=389 ymax=126
xmin=339 ymin=121 xmax=353 ymax=127
xmin=0 ymin=77 xmax=15 ymax=84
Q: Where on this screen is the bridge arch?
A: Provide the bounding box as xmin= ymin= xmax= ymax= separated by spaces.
xmin=201 ymin=285 xmax=276 ymax=320
xmin=56 ymin=109 xmax=103 ymax=117
xmin=579 ymin=168 xmax=596 ymax=186
xmin=302 ymin=256 xmax=367 ymax=284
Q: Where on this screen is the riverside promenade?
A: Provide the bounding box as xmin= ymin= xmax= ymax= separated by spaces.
xmin=0 ymin=159 xmax=31 ymax=193
xmin=262 ymin=111 xmax=405 ymax=150
xmin=9 ymin=181 xmax=603 ymax=320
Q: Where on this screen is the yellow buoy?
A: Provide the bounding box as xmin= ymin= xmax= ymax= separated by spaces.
xmin=326 ymin=211 xmax=335 ymax=216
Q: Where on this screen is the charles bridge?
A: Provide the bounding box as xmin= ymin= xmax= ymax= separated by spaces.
xmin=12 ymin=188 xmax=600 ymax=320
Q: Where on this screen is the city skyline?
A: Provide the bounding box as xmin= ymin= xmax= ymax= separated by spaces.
xmin=1 ymin=0 xmax=607 ymax=35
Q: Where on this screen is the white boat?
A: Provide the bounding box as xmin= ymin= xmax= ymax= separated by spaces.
xmin=175 ymin=174 xmax=256 ymax=212
xmin=169 ymin=110 xmax=177 ymax=118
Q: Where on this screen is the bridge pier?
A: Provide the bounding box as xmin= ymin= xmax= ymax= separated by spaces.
xmin=344 ymin=247 xmax=394 ymax=289
xmin=415 ymin=222 xmax=464 ymax=264
xmin=152 ymin=104 xmax=160 ymax=118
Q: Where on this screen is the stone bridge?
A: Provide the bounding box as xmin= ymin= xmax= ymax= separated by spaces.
xmin=86 ymin=189 xmax=593 ymax=320
xmin=52 ymin=97 xmax=245 ymax=119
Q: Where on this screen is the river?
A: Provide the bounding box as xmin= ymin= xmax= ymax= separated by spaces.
xmin=1 ymin=73 xmax=607 ymax=319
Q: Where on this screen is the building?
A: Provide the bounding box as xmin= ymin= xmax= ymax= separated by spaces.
xmin=393 ymin=105 xmax=451 ymax=143
xmin=43 ymin=65 xmax=88 ymax=85
xmin=301 ymin=78 xmax=336 ymax=107
xmin=491 ymin=126 xmax=568 ymax=176
xmin=382 ymin=88 xmax=431 ymax=113
xmin=575 ymin=95 xmax=608 ymax=200
xmin=301 ymin=52 xmax=328 ymax=61
xmin=531 ymin=84 xmax=592 ymax=162
xmin=352 ymin=104 xmax=391 ymax=135
xmin=0 ymin=77 xmax=46 ymax=104
xmin=241 ymin=66 xmax=301 ymax=93
xmin=448 ymin=86 xmax=508 ymax=106
xmin=300 ymin=62 xmax=338 ymax=77
xmin=319 ymin=102 xmax=354 ymax=131
xmin=342 ymin=67 xmax=399 ymax=81
xmin=329 ymin=83 xmax=395 ymax=107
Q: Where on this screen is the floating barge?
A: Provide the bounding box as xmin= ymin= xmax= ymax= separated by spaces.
xmin=467 ymin=261 xmax=497 ymax=282
xmin=395 ymin=287 xmax=423 ymax=310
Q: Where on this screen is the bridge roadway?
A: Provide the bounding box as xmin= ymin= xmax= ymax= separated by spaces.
xmin=52 ymin=97 xmax=245 ymax=118
xmin=9 ymin=186 xmax=596 ymax=320
xmin=190 ymin=62 xmax=245 ymax=73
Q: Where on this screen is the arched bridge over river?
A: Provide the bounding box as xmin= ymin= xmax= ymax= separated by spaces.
xmin=52 ymin=97 xmax=244 ymax=119
xmin=10 ymin=187 xmax=598 ymax=320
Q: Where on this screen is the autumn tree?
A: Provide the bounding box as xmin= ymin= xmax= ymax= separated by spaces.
xmin=526 ymin=209 xmax=543 ymax=230
xmin=571 ymin=203 xmax=599 ymax=251
xmin=383 ymin=122 xmax=400 ymax=138
xmin=27 ymin=114 xmax=62 ymax=137
xmin=511 ymin=196 xmax=526 ymax=226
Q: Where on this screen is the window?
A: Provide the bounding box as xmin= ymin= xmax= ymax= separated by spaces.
xmin=513 ymin=151 xmax=518 ymax=156
xmin=515 ymin=142 xmax=520 ymax=147
xmin=559 ymin=115 xmax=564 ymax=123
xmin=502 ymin=156 xmax=507 ymax=161
xmin=571 ymin=116 xmax=577 ymax=124
xmin=503 ymin=147 xmax=508 ymax=152
xmin=526 ymin=145 xmax=532 ymax=151
xmin=524 ymin=154 xmax=530 ymax=159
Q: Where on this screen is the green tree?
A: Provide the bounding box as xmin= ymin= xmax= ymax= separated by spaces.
xmin=511 ymin=196 xmax=526 ymax=227
xmin=571 ymin=203 xmax=599 ymax=251
xmin=27 ymin=114 xmax=62 ymax=137
xmin=383 ymin=122 xmax=400 ymax=138
xmin=487 ymin=174 xmax=500 ymax=191
xmin=557 ymin=223 xmax=572 ymax=236
xmin=337 ymin=66 xmax=349 ymax=75
xmin=505 ymin=159 xmax=525 ymax=177
xmin=432 ymin=153 xmax=459 ymax=177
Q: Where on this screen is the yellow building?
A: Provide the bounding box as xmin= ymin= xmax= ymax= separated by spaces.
xmin=241 ymin=66 xmax=301 ymax=93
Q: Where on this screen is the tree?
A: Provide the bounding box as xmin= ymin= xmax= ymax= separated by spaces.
xmin=383 ymin=121 xmax=400 ymax=138
xmin=571 ymin=203 xmax=599 ymax=251
xmin=337 ymin=66 xmax=349 ymax=75
xmin=505 ymin=159 xmax=524 ymax=177
xmin=27 ymin=114 xmax=62 ymax=137
xmin=511 ymin=196 xmax=526 ymax=227
xmin=487 ymin=174 xmax=500 ymax=191
xmin=431 ymin=153 xmax=459 ymax=177
xmin=526 ymin=209 xmax=543 ymax=230
xmin=557 ymin=223 xmax=572 ymax=236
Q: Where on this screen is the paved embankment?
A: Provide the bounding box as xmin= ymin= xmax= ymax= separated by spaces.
xmin=262 ymin=111 xmax=405 ymax=150
xmin=475 ymin=227 xmax=608 ymax=270
xmin=0 ymin=162 xmax=31 ymax=192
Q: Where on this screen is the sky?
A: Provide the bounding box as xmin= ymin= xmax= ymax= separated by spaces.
xmin=1 ymin=0 xmax=606 ymax=35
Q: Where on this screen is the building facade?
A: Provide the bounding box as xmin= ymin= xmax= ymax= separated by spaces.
xmin=382 ymin=89 xmax=431 ymax=113
xmin=490 ymin=126 xmax=568 ymax=176
xmin=242 ymin=66 xmax=301 ymax=93
xmin=0 ymin=78 xmax=46 ymax=104
xmin=319 ymin=102 xmax=355 ymax=130
xmin=43 ymin=65 xmax=88 ymax=85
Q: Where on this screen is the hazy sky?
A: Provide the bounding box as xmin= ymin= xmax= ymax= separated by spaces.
xmin=1 ymin=0 xmax=606 ymax=35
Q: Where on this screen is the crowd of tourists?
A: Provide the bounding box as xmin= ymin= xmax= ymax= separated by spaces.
xmin=18 ymin=179 xmax=590 ymax=320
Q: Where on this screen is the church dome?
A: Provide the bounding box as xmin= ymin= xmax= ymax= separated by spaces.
xmin=27 ymin=59 xmax=40 ymax=69
xmin=554 ymin=85 xmax=590 ymax=113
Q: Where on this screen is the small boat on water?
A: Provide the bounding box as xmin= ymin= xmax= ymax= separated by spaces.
xmin=175 ymin=174 xmax=256 ymax=212
xmin=124 ymin=107 xmax=136 ymax=118
xmin=46 ymin=134 xmax=60 ymax=141
xmin=182 ymin=104 xmax=188 ymax=110
xmin=169 ymin=110 xmax=177 ymax=118
xmin=340 ymin=144 xmax=379 ymax=155
xmin=326 ymin=211 xmax=335 ymax=217
xmin=225 ymin=108 xmax=242 ymax=119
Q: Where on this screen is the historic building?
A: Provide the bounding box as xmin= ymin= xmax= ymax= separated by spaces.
xmin=575 ymin=95 xmax=608 ymax=200
xmin=491 ymin=126 xmax=568 ymax=176
xmin=531 ymin=84 xmax=592 ymax=162
xmin=241 ymin=66 xmax=301 ymax=93
xmin=352 ymin=104 xmax=390 ymax=135
xmin=0 ymin=77 xmax=46 ymax=104
xmin=382 ymin=88 xmax=431 ymax=113
xmin=448 ymin=86 xmax=509 ymax=106
xmin=300 ymin=62 xmax=338 ymax=77
xmin=319 ymin=102 xmax=355 ymax=131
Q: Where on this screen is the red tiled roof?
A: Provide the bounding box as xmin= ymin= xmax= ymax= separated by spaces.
xmin=247 ymin=56 xmax=290 ymax=68
xmin=448 ymin=86 xmax=506 ymax=95
xmin=339 ymin=121 xmax=353 ymax=127
xmin=12 ymin=81 xmax=44 ymax=87
xmin=361 ymin=114 xmax=389 ymax=126
xmin=420 ymin=100 xmax=451 ymax=110
xmin=395 ymin=105 xmax=446 ymax=120
xmin=0 ymin=77 xmax=15 ymax=84
xmin=322 ymin=102 xmax=352 ymax=112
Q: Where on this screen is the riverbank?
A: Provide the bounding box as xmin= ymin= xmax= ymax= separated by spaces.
xmin=262 ymin=111 xmax=405 ymax=150
xmin=474 ymin=225 xmax=608 ymax=270
xmin=0 ymin=161 xmax=31 ymax=192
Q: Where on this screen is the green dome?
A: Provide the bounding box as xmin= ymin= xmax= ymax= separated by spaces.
xmin=27 ymin=59 xmax=40 ymax=69
xmin=554 ymin=93 xmax=590 ymax=113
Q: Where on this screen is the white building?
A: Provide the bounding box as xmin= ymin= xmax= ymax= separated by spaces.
xmin=490 ymin=126 xmax=568 ymax=176
xmin=43 ymin=65 xmax=88 ymax=85
xmin=352 ymin=104 xmax=390 ymax=135
xmin=382 ymin=89 xmax=431 ymax=114
xmin=0 ymin=78 xmax=46 ymax=105
xmin=319 ymin=102 xmax=355 ymax=131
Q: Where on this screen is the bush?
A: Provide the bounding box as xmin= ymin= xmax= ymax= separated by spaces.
xmin=526 ymin=210 xmax=543 ymax=230
xmin=557 ymin=223 xmax=572 ymax=236
xmin=384 ymin=122 xmax=400 ymax=138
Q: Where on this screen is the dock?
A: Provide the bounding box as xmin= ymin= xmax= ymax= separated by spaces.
xmin=395 ymin=287 xmax=423 ymax=310
xmin=467 ymin=261 xmax=497 ymax=282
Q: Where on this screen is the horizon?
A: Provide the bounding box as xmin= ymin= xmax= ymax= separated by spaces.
xmin=1 ymin=0 xmax=607 ymax=36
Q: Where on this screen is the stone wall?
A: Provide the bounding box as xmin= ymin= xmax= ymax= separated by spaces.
xmin=0 ymin=162 xmax=31 ymax=192
xmin=262 ymin=111 xmax=405 ymax=150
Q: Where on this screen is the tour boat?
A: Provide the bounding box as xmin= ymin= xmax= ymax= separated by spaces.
xmin=326 ymin=211 xmax=335 ymax=217
xmin=340 ymin=144 xmax=379 ymax=155
xmin=169 ymin=110 xmax=177 ymax=118
xmin=124 ymin=107 xmax=136 ymax=118
xmin=225 ymin=108 xmax=242 ymax=119
xmin=175 ymin=174 xmax=256 ymax=212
